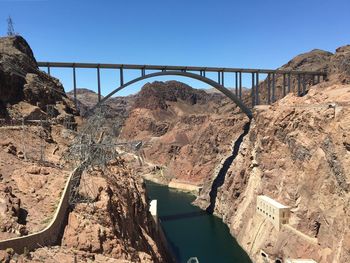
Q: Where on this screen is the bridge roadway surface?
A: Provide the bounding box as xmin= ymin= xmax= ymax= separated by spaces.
xmin=38 ymin=62 xmax=327 ymax=119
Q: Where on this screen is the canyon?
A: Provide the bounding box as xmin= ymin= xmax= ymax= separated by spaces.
xmin=73 ymin=45 xmax=350 ymax=262
xmin=1 ymin=34 xmax=350 ymax=263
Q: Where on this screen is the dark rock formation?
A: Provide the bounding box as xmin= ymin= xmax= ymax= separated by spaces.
xmin=134 ymin=81 xmax=212 ymax=110
xmin=0 ymin=36 xmax=76 ymax=118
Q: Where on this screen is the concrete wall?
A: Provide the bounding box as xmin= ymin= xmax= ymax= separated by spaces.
xmin=0 ymin=165 xmax=83 ymax=254
xmin=168 ymin=180 xmax=202 ymax=194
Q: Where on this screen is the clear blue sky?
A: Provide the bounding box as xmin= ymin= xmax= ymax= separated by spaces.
xmin=1 ymin=0 xmax=349 ymax=96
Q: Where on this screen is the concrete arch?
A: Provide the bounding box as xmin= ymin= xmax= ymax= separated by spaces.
xmin=95 ymin=71 xmax=253 ymax=118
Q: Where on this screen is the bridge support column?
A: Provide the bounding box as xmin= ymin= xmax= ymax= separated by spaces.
xmin=255 ymin=72 xmax=259 ymax=105
xmin=239 ymin=72 xmax=242 ymax=99
xmin=251 ymin=72 xmax=255 ymax=107
xmin=272 ymin=73 xmax=276 ymax=102
xmin=283 ymin=74 xmax=286 ymax=97
xmin=235 ymin=72 xmax=238 ymax=96
xmin=267 ymin=73 xmax=271 ymax=104
xmin=120 ymin=68 xmax=124 ymax=86
xmin=73 ymin=66 xmax=77 ymax=108
xmin=97 ymin=66 xmax=101 ymax=102
xmin=287 ymin=73 xmax=291 ymax=93
xmin=302 ymin=75 xmax=306 ymax=95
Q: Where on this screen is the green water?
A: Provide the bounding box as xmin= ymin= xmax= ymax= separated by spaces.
xmin=145 ymin=181 xmax=252 ymax=263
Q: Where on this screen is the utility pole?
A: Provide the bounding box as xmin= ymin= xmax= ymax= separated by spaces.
xmin=7 ymin=16 xmax=16 ymax=36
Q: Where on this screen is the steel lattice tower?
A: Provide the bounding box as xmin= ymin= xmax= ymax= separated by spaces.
xmin=7 ymin=16 xmax=15 ymax=36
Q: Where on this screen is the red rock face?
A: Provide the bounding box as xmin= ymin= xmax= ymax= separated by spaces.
xmin=197 ymin=83 xmax=350 ymax=262
xmin=120 ymin=81 xmax=249 ymax=185
xmin=193 ymin=46 xmax=350 ymax=262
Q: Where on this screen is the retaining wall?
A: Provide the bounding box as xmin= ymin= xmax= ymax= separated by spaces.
xmin=0 ymin=165 xmax=83 ymax=254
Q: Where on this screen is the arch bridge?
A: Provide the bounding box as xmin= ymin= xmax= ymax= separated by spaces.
xmin=38 ymin=62 xmax=327 ymax=119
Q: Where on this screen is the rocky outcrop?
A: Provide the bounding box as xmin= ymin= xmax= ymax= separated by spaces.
xmin=0 ymin=36 xmax=76 ymax=119
xmin=258 ymin=45 xmax=350 ymax=104
xmin=0 ymin=185 xmax=27 ymax=237
xmin=197 ymin=83 xmax=350 ymax=262
xmin=134 ymin=81 xmax=211 ymax=110
xmin=61 ymin=159 xmax=172 ymax=262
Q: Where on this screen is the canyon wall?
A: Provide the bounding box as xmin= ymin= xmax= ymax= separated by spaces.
xmin=120 ymin=81 xmax=249 ymax=185
xmin=197 ymin=46 xmax=350 ymax=262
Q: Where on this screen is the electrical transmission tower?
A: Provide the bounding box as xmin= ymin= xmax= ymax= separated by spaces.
xmin=7 ymin=16 xmax=16 ymax=36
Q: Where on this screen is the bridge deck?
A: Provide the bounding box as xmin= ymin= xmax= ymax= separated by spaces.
xmin=38 ymin=62 xmax=326 ymax=76
xmin=37 ymin=61 xmax=327 ymax=118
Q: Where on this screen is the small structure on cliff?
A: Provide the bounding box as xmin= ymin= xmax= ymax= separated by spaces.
xmin=256 ymin=195 xmax=290 ymax=230
xmin=149 ymin=199 xmax=158 ymax=225
xmin=285 ymin=259 xmax=317 ymax=263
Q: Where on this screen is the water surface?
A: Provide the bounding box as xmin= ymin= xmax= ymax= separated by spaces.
xmin=145 ymin=181 xmax=252 ymax=263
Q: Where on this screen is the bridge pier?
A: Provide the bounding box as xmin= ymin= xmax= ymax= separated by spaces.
xmin=287 ymin=73 xmax=291 ymax=93
xmin=73 ymin=66 xmax=77 ymax=107
xmin=255 ymin=72 xmax=259 ymax=105
xmin=267 ymin=73 xmax=271 ymax=104
xmin=119 ymin=67 xmax=124 ymax=86
xmin=272 ymin=72 xmax=276 ymax=102
xmin=239 ymin=72 xmax=242 ymax=99
xmin=97 ymin=66 xmax=101 ymax=102
xmin=283 ymin=73 xmax=286 ymax=97
xmin=251 ymin=72 xmax=255 ymax=107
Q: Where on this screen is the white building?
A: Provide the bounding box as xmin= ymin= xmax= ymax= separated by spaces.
xmin=256 ymin=195 xmax=290 ymax=230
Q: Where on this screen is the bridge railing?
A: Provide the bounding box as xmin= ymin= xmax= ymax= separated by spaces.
xmin=38 ymin=62 xmax=327 ymax=109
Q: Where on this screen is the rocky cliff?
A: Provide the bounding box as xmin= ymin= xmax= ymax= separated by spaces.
xmin=196 ymin=46 xmax=350 ymax=262
xmin=58 ymin=159 xmax=172 ymax=263
xmin=120 ymin=81 xmax=248 ymax=185
xmin=0 ymin=36 xmax=76 ymax=121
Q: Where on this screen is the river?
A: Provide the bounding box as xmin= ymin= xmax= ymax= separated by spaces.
xmin=145 ymin=181 xmax=252 ymax=263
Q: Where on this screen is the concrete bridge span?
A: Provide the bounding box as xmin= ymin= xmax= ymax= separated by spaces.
xmin=37 ymin=61 xmax=327 ymax=119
